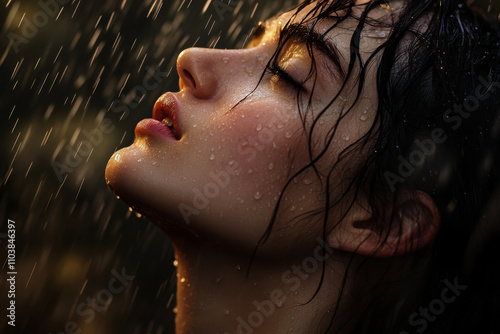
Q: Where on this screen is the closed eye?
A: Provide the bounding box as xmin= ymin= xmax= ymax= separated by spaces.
xmin=266 ymin=64 xmax=305 ymax=92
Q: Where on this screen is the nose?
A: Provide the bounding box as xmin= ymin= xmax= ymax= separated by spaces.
xmin=177 ymin=48 xmax=220 ymax=99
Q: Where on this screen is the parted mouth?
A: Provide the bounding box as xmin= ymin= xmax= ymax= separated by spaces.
xmin=152 ymin=92 xmax=182 ymax=140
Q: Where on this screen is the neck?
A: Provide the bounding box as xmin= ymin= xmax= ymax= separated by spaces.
xmin=170 ymin=234 xmax=346 ymax=334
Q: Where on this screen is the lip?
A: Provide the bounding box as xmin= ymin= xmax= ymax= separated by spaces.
xmin=153 ymin=92 xmax=182 ymax=139
xmin=135 ymin=92 xmax=182 ymax=140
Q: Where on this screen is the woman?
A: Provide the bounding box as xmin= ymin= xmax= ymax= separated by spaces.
xmin=105 ymin=0 xmax=500 ymax=333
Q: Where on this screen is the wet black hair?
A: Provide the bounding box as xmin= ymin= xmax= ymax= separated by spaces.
xmin=246 ymin=0 xmax=500 ymax=333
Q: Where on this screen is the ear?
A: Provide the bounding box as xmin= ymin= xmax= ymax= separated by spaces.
xmin=328 ymin=190 xmax=441 ymax=258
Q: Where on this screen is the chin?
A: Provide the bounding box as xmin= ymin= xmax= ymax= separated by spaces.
xmin=105 ymin=144 xmax=194 ymax=235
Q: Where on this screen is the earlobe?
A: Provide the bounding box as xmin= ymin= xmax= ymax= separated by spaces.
xmin=327 ymin=191 xmax=441 ymax=258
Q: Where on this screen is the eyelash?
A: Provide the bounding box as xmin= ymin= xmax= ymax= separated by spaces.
xmin=266 ymin=64 xmax=304 ymax=91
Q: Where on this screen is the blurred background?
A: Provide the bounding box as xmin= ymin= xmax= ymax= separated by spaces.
xmin=0 ymin=0 xmax=499 ymax=333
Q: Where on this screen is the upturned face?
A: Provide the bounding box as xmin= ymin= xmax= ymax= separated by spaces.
xmin=105 ymin=1 xmax=390 ymax=255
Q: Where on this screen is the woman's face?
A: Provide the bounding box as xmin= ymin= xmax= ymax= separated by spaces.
xmin=105 ymin=1 xmax=388 ymax=254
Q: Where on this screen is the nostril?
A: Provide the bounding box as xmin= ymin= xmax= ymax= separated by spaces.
xmin=183 ymin=69 xmax=196 ymax=90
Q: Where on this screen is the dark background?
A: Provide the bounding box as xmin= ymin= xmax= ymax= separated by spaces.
xmin=0 ymin=0 xmax=498 ymax=333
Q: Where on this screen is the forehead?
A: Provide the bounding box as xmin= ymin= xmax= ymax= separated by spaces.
xmin=266 ymin=1 xmax=396 ymax=57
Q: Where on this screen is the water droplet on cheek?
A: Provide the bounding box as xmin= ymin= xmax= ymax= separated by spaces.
xmin=360 ymin=115 xmax=368 ymax=121
xmin=254 ymin=191 xmax=262 ymax=200
xmin=284 ymin=132 xmax=293 ymax=139
xmin=256 ymin=124 xmax=263 ymax=131
xmin=210 ymin=154 xmax=216 ymax=161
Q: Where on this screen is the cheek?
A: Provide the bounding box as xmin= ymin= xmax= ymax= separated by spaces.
xmin=209 ymin=99 xmax=311 ymax=200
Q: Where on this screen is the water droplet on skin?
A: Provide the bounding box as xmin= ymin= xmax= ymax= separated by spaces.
xmin=240 ymin=114 xmax=245 ymax=118
xmin=360 ymin=115 xmax=368 ymax=121
xmin=222 ymin=57 xmax=229 ymax=64
xmin=255 ymin=114 xmax=261 ymax=118
xmin=193 ymin=124 xmax=197 ymax=128
xmin=180 ymin=277 xmax=186 ymax=283
xmin=268 ymin=163 xmax=274 ymax=170
xmin=229 ymin=160 xmax=235 ymax=166
xmin=173 ymin=260 xmax=179 ymax=267
xmin=285 ymin=132 xmax=293 ymax=139
xmin=173 ymin=307 xmax=178 ymax=314
xmin=224 ymin=310 xmax=230 ymax=316
xmin=128 ymin=207 xmax=133 ymax=212
xmin=135 ymin=212 xmax=142 ymax=218
xmin=277 ymin=123 xmax=284 ymax=129
xmin=254 ymin=191 xmax=262 ymax=200
xmin=290 ymin=205 xmax=296 ymax=212
xmin=343 ymin=135 xmax=350 ymax=141
xmin=137 ymin=158 xmax=143 ymax=163
xmin=248 ymin=169 xmax=253 ymax=174
xmin=210 ymin=154 xmax=216 ymax=161
xmin=302 ymin=179 xmax=313 ymax=185
xmin=256 ymin=124 xmax=263 ymax=131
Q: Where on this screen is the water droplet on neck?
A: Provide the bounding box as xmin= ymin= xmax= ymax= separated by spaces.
xmin=256 ymin=124 xmax=263 ymax=131
xmin=302 ymin=178 xmax=313 ymax=185
xmin=284 ymin=132 xmax=293 ymax=139
xmin=210 ymin=154 xmax=216 ymax=161
xmin=254 ymin=191 xmax=262 ymax=200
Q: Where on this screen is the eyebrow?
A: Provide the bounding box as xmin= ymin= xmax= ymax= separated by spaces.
xmin=248 ymin=21 xmax=345 ymax=79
